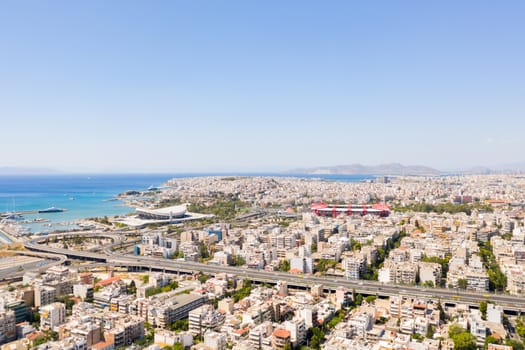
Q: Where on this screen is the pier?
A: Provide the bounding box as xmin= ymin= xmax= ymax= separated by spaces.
xmin=0 ymin=208 xmax=67 ymax=216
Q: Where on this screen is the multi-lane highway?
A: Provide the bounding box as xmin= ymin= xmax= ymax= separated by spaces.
xmin=0 ymin=249 xmax=67 ymax=282
xmin=22 ymin=232 xmax=525 ymax=313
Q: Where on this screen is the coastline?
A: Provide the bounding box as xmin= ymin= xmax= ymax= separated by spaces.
xmin=0 ymin=224 xmax=17 ymax=244
xmin=0 ymin=173 xmax=375 ymax=236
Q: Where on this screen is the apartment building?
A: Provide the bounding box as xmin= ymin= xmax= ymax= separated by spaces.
xmin=0 ymin=309 xmax=16 ymax=344
xmin=40 ymin=302 xmax=66 ymax=330
xmin=188 ymin=305 xmax=225 ymax=336
xmin=344 ymin=254 xmax=367 ymax=280
xmin=272 ymin=328 xmax=291 ymax=350
xmin=34 ymin=285 xmax=56 ymax=307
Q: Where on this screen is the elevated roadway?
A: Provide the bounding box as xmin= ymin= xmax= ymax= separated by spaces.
xmin=0 ymin=249 xmax=67 ymax=282
xmin=24 ymin=232 xmax=125 ymax=262
xmin=22 ymin=232 xmax=525 ymax=313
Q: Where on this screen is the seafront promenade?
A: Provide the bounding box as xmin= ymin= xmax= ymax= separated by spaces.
xmin=0 ymin=224 xmax=18 ymax=244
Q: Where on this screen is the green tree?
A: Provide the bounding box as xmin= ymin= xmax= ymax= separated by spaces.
xmin=308 ymin=327 xmax=325 ymax=350
xmin=452 ymin=332 xmax=477 ymax=350
xmin=278 ymin=259 xmax=290 ymax=272
xmin=411 ymin=333 xmax=424 ymax=341
xmin=199 ymin=242 xmax=210 ymax=259
xmin=350 ymin=239 xmax=362 ymax=251
xmin=484 ymin=335 xmax=500 ymax=349
xmin=516 ymin=317 xmax=525 ymax=338
xmin=49 ymin=330 xmax=59 ymax=341
xmin=426 ymin=324 xmax=435 ymax=339
xmin=457 ymin=278 xmax=468 ymax=290
xmin=198 ymin=273 xmax=211 ymax=284
xmin=232 ymin=255 xmax=246 ymax=266
xmin=478 ymin=241 xmax=507 ymax=291
xmin=449 ymin=325 xmax=476 ymax=350
xmin=393 ymin=203 xmax=493 ymax=215
xmin=315 ymin=259 xmax=337 ymax=274
xmin=31 ymin=312 xmax=40 ymax=328
xmin=141 ymin=275 xmax=150 ymax=284
xmin=505 ymin=339 xmax=525 ymax=350
xmin=172 ymin=343 xmax=184 ymax=350
xmin=422 ymin=280 xmax=434 ymax=287
xmin=127 ymin=280 xmax=137 ymax=295
xmin=171 ymin=250 xmax=184 ymax=259
xmin=364 ymin=295 xmax=377 ymax=304
xmin=448 ymin=324 xmax=466 ymax=338
xmin=168 ymin=319 xmax=189 ymax=332
xmin=437 ymin=300 xmax=446 ymax=323
xmin=479 ymin=301 xmax=487 ymax=320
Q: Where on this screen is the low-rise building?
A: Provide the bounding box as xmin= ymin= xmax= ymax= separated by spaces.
xmin=272 ymin=328 xmax=291 ymax=350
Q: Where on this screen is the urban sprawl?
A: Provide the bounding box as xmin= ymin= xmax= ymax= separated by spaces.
xmin=2 ymin=175 xmax=525 ymax=350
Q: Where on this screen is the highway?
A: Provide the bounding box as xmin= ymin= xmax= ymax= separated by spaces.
xmin=22 ymin=232 xmax=525 ymax=313
xmin=0 ymin=249 xmax=67 ymax=282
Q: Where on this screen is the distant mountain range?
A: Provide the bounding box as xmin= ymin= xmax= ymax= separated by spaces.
xmin=289 ymin=163 xmax=441 ymax=176
xmin=289 ymin=162 xmax=525 ymax=176
xmin=1 ymin=162 xmax=525 ymax=176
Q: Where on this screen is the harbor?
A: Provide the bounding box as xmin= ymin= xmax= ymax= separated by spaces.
xmin=0 ymin=207 xmax=67 ymax=216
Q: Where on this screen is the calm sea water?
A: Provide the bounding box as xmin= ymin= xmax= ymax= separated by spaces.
xmin=0 ymin=173 xmax=373 ymax=233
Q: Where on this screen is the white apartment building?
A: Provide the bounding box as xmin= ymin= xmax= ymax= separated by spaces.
xmin=418 ymin=262 xmax=442 ymax=286
xmin=40 ymin=302 xmax=66 ymax=330
xmin=344 ymin=254 xmax=366 ymax=280
xmin=34 ymin=285 xmax=56 ymax=307
xmin=348 ymin=313 xmax=371 ymax=338
xmin=189 ymin=305 xmax=225 ymax=336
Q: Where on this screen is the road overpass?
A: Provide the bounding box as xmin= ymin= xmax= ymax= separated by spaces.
xmin=22 ymin=232 xmax=525 ymax=313
xmin=24 ymin=232 xmax=125 ymax=262
xmin=0 ymin=249 xmax=67 ymax=283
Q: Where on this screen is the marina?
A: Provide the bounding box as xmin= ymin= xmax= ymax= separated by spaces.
xmin=0 ymin=208 xmax=67 ymax=216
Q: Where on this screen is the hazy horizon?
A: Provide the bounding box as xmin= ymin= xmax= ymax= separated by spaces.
xmin=1 ymin=1 xmax=524 ymax=173
xmin=1 ymin=161 xmax=524 ymax=176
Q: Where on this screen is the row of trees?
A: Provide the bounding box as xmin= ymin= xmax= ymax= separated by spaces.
xmin=224 ymin=279 xmax=252 ymax=302
xmin=478 ymin=241 xmax=507 ymax=291
xmin=314 ymin=259 xmax=337 ymax=274
xmin=145 ymin=280 xmax=179 ymax=297
xmin=187 ymin=197 xmax=247 ymax=220
xmin=393 ymin=202 xmax=493 ymax=215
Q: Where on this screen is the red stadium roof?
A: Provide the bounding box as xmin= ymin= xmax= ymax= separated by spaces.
xmin=310 ymin=202 xmax=328 ymax=210
xmin=372 ymin=203 xmax=391 ymax=211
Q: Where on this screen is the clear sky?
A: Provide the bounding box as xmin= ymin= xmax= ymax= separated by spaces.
xmin=1 ymin=1 xmax=523 ymax=173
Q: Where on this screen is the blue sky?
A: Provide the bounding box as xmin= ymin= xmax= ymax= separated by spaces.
xmin=1 ymin=1 xmax=523 ymax=173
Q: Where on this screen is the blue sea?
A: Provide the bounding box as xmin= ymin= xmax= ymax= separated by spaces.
xmin=0 ymin=173 xmax=373 ymax=233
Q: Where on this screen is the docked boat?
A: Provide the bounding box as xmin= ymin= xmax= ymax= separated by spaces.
xmin=3 ymin=213 xmax=24 ymax=221
xmin=38 ymin=207 xmax=65 ymax=213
